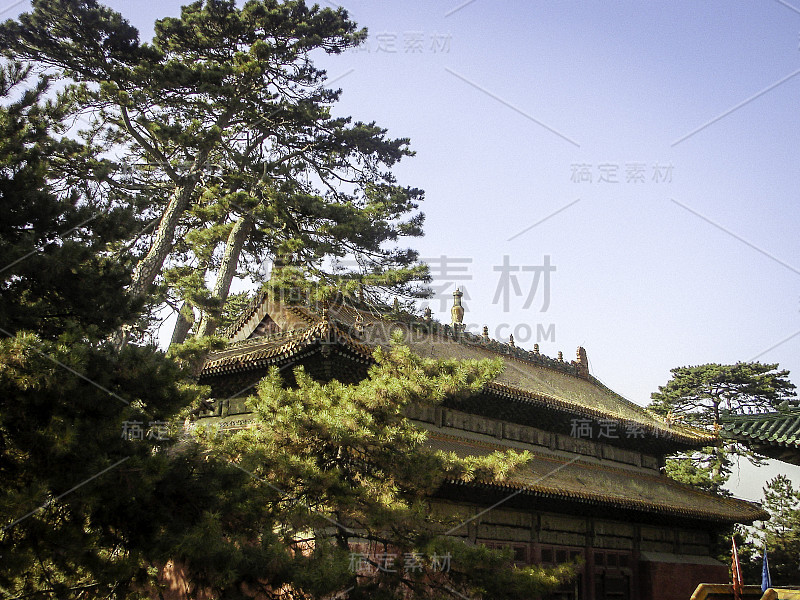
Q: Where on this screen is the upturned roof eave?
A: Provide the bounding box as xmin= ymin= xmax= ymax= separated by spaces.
xmin=430 ymin=432 xmax=767 ymax=524
xmin=440 ymin=478 xmax=768 ymax=524
xmin=202 ymin=317 xmax=710 ymax=448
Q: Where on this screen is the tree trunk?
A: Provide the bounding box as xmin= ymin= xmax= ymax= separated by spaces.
xmin=168 ymin=261 xmax=209 ymax=346
xmin=196 ymin=214 xmax=254 ymax=338
xmin=110 ymin=186 xmax=194 ymax=350
xmin=129 ymin=188 xmax=193 ymax=300
xmin=169 ymin=301 xmax=195 ymax=346
xmin=112 ymin=104 xmax=238 ymax=350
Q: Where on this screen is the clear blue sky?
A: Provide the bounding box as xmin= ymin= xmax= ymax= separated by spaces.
xmin=314 ymin=0 xmax=800 ymax=502
xmin=5 ymin=0 xmax=800 ymax=500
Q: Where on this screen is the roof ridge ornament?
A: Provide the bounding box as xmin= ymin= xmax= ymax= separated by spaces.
xmin=451 ymin=288 xmax=465 ymax=335
xmin=321 ymin=300 xmax=330 ymax=323
xmin=354 ymin=312 xmax=364 ymax=335
xmin=575 ymin=346 xmax=590 ymax=379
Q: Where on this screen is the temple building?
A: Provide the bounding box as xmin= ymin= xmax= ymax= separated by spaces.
xmin=194 ymin=290 xmax=768 ymax=600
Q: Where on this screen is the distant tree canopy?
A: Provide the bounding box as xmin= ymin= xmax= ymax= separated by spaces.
xmin=732 ymin=475 xmax=800 ymax=586
xmin=649 ymin=362 xmax=796 ymax=495
xmin=759 ymin=474 xmax=800 ymax=585
xmin=650 ymin=363 xmax=796 ymax=430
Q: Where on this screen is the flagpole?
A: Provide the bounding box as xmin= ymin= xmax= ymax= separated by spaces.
xmin=762 ymin=543 xmax=772 ymax=593
xmin=732 ymin=537 xmax=743 ymax=600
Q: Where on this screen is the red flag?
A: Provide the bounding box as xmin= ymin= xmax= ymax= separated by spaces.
xmin=732 ymin=537 xmax=743 ymax=600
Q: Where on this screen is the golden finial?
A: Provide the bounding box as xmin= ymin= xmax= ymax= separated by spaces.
xmin=450 ymin=288 xmax=465 ymax=334
xmin=321 ymin=300 xmax=329 ymax=319
xmin=354 ymin=312 xmax=364 ymax=334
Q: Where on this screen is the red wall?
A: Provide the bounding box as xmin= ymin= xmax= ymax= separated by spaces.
xmin=640 ymin=560 xmax=729 ymax=600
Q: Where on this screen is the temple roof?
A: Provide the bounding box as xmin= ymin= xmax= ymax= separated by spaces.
xmin=202 ymin=295 xmax=713 ymax=449
xmin=197 ymin=294 xmax=766 ymax=525
xmin=428 ymin=432 xmax=768 ymax=524
xmin=721 ymin=405 xmax=800 ymax=466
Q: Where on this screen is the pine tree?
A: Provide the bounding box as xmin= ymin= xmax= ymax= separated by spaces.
xmin=1 ymin=0 xmax=429 ymax=348
xmin=0 ymin=61 xmax=208 ymax=598
xmin=0 ymin=60 xmax=137 ymax=340
xmin=649 ymin=363 xmax=796 ymax=495
xmin=1 ymin=9 xmax=571 ymax=598
xmin=729 ymin=475 xmax=800 ymax=586
xmin=758 ymin=475 xmax=800 ymax=585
